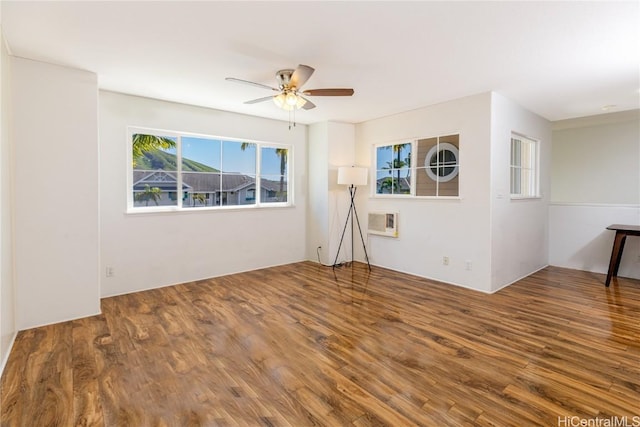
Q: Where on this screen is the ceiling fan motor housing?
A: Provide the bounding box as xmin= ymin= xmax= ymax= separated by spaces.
xmin=276 ymin=69 xmax=295 ymax=89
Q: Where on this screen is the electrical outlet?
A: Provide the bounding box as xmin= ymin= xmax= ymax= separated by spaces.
xmin=106 ymin=266 xmax=114 ymax=277
xmin=443 ymin=256 xmax=449 ymax=266
xmin=465 ymin=261 xmax=472 ymax=271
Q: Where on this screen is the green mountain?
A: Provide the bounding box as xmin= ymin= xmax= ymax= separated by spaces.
xmin=136 ymin=149 xmax=218 ymax=172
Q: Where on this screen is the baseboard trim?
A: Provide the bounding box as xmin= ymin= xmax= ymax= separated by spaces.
xmin=0 ymin=331 xmax=18 ymax=378
xmin=491 ymin=264 xmax=549 ymax=294
xmin=550 ymin=202 xmax=640 ymax=208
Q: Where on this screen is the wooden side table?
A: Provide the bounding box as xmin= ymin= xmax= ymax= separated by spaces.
xmin=605 ymin=224 xmax=640 ymax=287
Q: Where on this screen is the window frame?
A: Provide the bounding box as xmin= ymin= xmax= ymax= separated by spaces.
xmin=372 ymin=133 xmax=461 ymax=199
xmin=373 ymin=140 xmax=414 ymax=197
xmin=509 ymin=132 xmax=540 ymax=200
xmin=127 ymin=127 xmax=293 ymax=213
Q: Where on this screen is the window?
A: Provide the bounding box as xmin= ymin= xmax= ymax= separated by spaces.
xmin=415 ymin=135 xmax=459 ymax=197
xmin=375 ymin=142 xmax=412 ymax=195
xmin=129 ymin=128 xmax=291 ymax=211
xmin=260 ymin=147 xmax=289 ymax=203
xmin=510 ymin=133 xmax=539 ymax=198
xmin=375 ymin=134 xmax=459 ymax=197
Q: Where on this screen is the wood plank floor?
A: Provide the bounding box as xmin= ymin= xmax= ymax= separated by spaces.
xmin=1 ymin=262 xmax=639 ymax=426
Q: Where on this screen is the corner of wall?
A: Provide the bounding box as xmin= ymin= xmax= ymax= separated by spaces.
xmin=0 ymin=19 xmax=17 ymax=377
xmin=548 ymin=110 xmax=640 ymax=279
xmin=489 ymin=93 xmax=552 ymax=292
xmin=12 ymin=58 xmax=101 ymax=329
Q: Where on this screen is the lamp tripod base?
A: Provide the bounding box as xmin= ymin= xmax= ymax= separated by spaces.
xmin=332 ymin=185 xmax=371 ymax=271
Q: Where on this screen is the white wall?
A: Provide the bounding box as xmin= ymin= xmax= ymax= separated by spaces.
xmin=306 ymin=121 xmax=357 ymax=265
xmin=307 ymin=123 xmax=330 ymax=263
xmin=0 ymin=14 xmax=17 ymax=373
xmin=356 ymin=93 xmax=494 ymax=292
xmin=326 ymin=122 xmax=358 ymax=266
xmin=549 ymin=204 xmax=640 ymax=277
xmin=100 ymin=91 xmax=307 ymax=297
xmin=12 ymin=58 xmax=100 ymax=329
xmin=489 ymin=92 xmax=551 ymax=291
xmin=551 ymin=111 xmax=639 ymax=204
xmin=549 ymin=111 xmax=640 ymax=279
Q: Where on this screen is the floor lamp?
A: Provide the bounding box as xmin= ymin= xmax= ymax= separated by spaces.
xmin=333 ymin=166 xmax=371 ymax=271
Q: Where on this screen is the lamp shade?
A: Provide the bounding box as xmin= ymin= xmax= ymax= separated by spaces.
xmin=337 ymin=166 xmax=368 ymax=186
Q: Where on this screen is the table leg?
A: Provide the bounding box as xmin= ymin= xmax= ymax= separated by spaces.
xmin=605 ymin=231 xmax=627 ymax=287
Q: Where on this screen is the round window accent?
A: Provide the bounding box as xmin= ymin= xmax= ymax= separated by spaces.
xmin=425 ymin=143 xmax=459 ymax=183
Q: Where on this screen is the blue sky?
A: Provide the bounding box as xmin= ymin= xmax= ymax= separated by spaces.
xmin=375 ymin=143 xmax=412 ymax=182
xmin=180 ymin=137 xmax=286 ymax=176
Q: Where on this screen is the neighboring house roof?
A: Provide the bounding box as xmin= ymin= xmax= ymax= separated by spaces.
xmin=376 ymin=176 xmax=410 ymax=192
xmin=133 ymin=170 xmax=191 ymax=191
xmin=261 ymin=178 xmax=286 ymax=192
xmin=133 ymin=169 xmax=287 ymax=193
xmin=183 ymin=171 xmax=253 ymax=192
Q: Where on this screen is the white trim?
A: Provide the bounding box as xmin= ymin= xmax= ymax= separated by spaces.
xmin=17 ymin=309 xmax=102 ymax=334
xmin=549 ymin=202 xmax=640 ymax=208
xmin=372 ymin=133 xmax=461 ymax=198
xmin=364 ymin=262 xmax=494 ymax=294
xmin=510 ymin=132 xmax=540 ymax=198
xmin=0 ymin=331 xmax=17 ymax=377
xmin=372 ymin=140 xmax=413 ymax=197
xmin=126 ymin=203 xmax=296 ymax=216
xmin=510 ymin=196 xmax=543 ymax=201
xmin=490 ymin=265 xmax=549 ymax=294
xmin=552 ymin=109 xmax=639 ymax=131
xmin=370 ymin=195 xmax=461 ymax=201
xmin=101 ymin=258 xmax=306 ymax=299
xmin=176 ymin=135 xmax=183 ymax=208
xmin=127 ymin=126 xmax=293 ymax=212
xmin=424 ymin=142 xmax=459 ymax=183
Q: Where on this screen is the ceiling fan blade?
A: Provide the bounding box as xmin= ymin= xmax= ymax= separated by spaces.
xmin=244 ymin=96 xmax=274 ymax=105
xmin=225 ymin=77 xmax=278 ymax=92
xmin=302 ymin=88 xmax=354 ymax=96
xmin=301 ymin=97 xmax=316 ymax=110
xmin=290 ymin=65 xmax=315 ymax=89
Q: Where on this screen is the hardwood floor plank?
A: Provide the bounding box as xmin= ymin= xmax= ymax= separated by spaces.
xmin=1 ymin=262 xmax=639 ymax=426
xmin=72 ymin=317 xmax=105 ymax=427
xmin=2 ymin=323 xmax=74 ymax=427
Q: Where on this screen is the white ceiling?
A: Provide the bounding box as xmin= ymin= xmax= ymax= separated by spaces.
xmin=2 ymin=1 xmax=639 ymax=125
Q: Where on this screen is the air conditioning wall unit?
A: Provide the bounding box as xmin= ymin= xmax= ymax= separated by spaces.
xmin=367 ymin=212 xmax=398 ymax=238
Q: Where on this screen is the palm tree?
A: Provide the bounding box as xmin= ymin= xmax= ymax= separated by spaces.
xmin=240 ymin=142 xmax=254 ymax=152
xmin=132 ymin=134 xmax=176 ymax=167
xmin=240 ymin=143 xmax=287 ymax=202
xmin=192 ymin=193 xmax=206 ymax=206
xmin=273 ymin=148 xmax=287 ymax=201
xmin=379 ymin=177 xmax=397 ymax=194
xmin=383 ymin=143 xmax=410 ymax=193
xmin=134 ymin=184 xmax=162 ymax=206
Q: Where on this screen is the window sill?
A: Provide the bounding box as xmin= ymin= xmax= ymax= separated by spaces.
xmin=510 ymin=196 xmax=543 ymax=201
xmin=125 ymin=203 xmax=294 ymax=215
xmin=370 ymin=195 xmax=462 ymax=201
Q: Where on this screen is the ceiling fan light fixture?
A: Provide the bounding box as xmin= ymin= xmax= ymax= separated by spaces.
xmin=273 ymin=92 xmax=306 ymax=111
xmin=273 ymin=93 xmax=286 ymax=109
xmin=285 ymin=92 xmax=298 ymax=106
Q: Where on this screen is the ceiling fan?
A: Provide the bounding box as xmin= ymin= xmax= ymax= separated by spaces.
xmin=225 ymin=64 xmax=354 ymax=111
